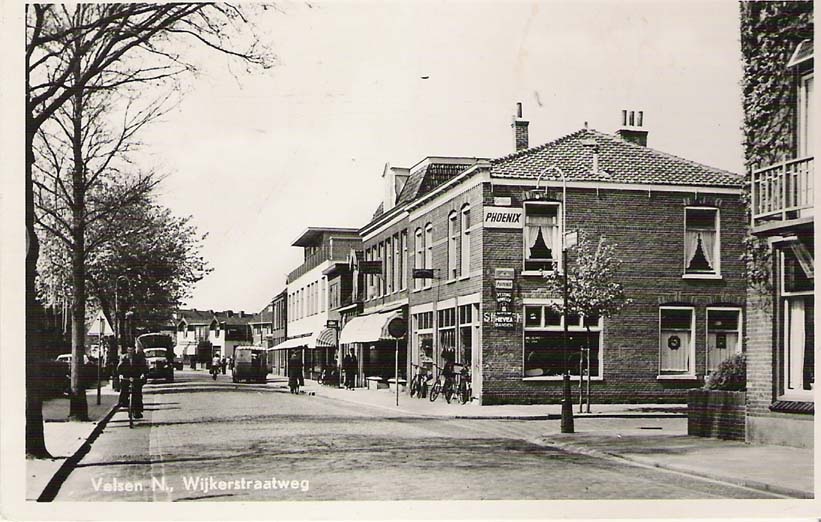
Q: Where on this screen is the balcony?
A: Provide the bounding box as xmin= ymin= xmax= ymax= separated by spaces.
xmin=751 ymin=156 xmax=814 ymax=233
xmin=287 ymin=240 xmax=359 ymax=283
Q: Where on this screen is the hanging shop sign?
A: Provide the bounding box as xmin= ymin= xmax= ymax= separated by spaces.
xmin=359 ymin=260 xmax=383 ymax=274
xmin=483 ymin=207 xmax=523 ymax=229
xmin=495 ymin=279 xmax=513 ymax=290
xmin=494 ymin=268 xmax=515 ymax=279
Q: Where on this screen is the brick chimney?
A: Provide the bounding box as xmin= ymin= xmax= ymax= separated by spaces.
xmin=512 ymin=102 xmax=529 ymax=152
xmin=616 ymin=109 xmax=648 ymax=146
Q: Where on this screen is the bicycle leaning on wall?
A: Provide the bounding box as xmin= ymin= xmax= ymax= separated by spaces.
xmin=429 ymin=363 xmax=457 ymax=404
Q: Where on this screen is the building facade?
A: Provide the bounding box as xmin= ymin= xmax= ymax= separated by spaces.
xmin=741 ymin=2 xmax=814 ymax=447
xmin=275 ymin=228 xmax=361 ymax=380
xmin=403 ymin=113 xmax=747 ymax=404
xmin=270 ymin=289 xmax=288 ymax=376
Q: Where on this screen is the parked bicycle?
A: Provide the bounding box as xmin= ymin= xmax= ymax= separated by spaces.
xmin=409 ymin=363 xmax=430 ymax=399
xmin=457 ymin=365 xmax=472 ymax=404
xmin=429 ymin=363 xmax=456 ymax=404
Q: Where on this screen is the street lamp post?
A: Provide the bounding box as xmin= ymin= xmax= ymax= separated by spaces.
xmin=112 ymin=274 xmax=130 ymax=391
xmin=536 ymin=166 xmax=574 ymax=434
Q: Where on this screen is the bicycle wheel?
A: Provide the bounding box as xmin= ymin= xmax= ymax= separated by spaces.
xmin=459 ymin=383 xmax=469 ymax=404
xmin=410 ymin=378 xmax=419 ymax=398
xmin=444 ymin=382 xmax=453 ymax=404
xmin=429 ymin=381 xmax=440 ymax=402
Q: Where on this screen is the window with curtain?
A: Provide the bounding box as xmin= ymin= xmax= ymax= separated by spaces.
xmin=685 ymin=208 xmax=719 ymax=275
xmin=524 ymin=202 xmax=560 ymax=271
xmin=448 ymin=211 xmax=459 ymax=279
xmin=460 ymin=205 xmax=471 ymax=277
xmin=659 ymin=307 xmax=694 ymax=375
xmin=706 ymin=308 xmax=741 ymax=373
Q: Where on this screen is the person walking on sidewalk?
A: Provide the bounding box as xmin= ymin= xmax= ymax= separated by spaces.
xmin=343 ymin=349 xmax=357 ymax=390
xmin=288 ymin=351 xmax=304 ymax=394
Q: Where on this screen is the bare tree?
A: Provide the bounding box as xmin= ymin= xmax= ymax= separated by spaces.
xmin=26 ymin=3 xmax=273 ymax=457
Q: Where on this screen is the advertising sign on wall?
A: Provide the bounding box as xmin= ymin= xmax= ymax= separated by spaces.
xmin=483 ymin=207 xmax=523 ymax=229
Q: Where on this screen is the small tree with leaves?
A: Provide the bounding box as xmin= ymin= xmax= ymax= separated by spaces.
xmin=541 ymin=230 xmax=631 ymax=409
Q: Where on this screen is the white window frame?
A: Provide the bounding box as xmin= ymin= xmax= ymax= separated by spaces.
xmin=448 ymin=211 xmax=459 ymax=281
xmin=460 ymin=205 xmax=471 ymax=279
xmin=705 ymin=307 xmax=742 ymax=375
xmin=523 ymin=201 xmax=562 ymax=276
xmin=414 ymin=228 xmax=423 ymax=291
xmin=521 ymin=300 xmax=603 ymax=381
xmin=400 ymin=230 xmax=408 ymax=291
xmin=797 ymin=72 xmax=814 ymax=159
xmin=385 ymin=236 xmax=393 ymax=295
xmin=658 ymin=306 xmax=696 ymax=379
xmin=413 ymin=311 xmax=434 ymax=365
xmin=683 ymin=206 xmax=721 ymax=279
xmin=424 ymin=223 xmax=433 ymax=289
xmin=778 ymin=249 xmax=814 ymax=401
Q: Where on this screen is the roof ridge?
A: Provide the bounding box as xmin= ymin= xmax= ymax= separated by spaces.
xmin=492 ymin=128 xmax=590 ymax=164
xmin=594 ymin=129 xmax=742 ymax=178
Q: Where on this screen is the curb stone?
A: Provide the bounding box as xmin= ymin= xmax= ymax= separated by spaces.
xmin=544 ymin=439 xmax=812 ymax=500
xmin=36 ymin=400 xmax=120 ymax=502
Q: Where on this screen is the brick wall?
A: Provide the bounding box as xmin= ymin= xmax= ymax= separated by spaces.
xmin=480 ymin=183 xmax=747 ymax=404
xmin=688 ymin=389 xmax=746 ymax=441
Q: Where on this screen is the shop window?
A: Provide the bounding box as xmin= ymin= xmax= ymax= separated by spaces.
xmin=448 ymin=211 xmax=459 ymax=280
xmin=524 ymin=202 xmax=561 ymax=272
xmin=523 ymin=303 xmax=601 ymax=378
xmin=458 ymin=303 xmax=478 ymax=366
xmin=460 ymin=205 xmax=471 ymax=277
xmin=706 ymin=308 xmax=741 ymax=373
xmin=413 ymin=311 xmax=434 ymax=365
xmin=684 ymin=208 xmax=720 ymax=276
xmin=659 ymin=307 xmax=695 ymax=376
xmin=438 ymin=308 xmax=456 ymax=362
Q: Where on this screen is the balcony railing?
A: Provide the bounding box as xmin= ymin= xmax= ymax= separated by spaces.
xmin=287 ymin=240 xmax=360 ymax=283
xmin=751 ymin=156 xmax=814 ymax=230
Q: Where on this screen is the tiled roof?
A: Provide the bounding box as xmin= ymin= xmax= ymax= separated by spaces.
xmin=492 ymin=129 xmax=743 ymax=188
xmin=396 ymin=162 xmax=474 ymax=207
xmin=177 ymin=309 xmax=214 ymax=325
xmin=213 ymin=312 xmax=255 ymax=326
xmin=372 ymin=202 xmax=384 ymax=220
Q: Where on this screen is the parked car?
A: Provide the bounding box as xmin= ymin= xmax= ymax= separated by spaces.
xmin=143 ymin=348 xmax=174 ymax=382
xmin=232 ymin=347 xmax=268 ymax=383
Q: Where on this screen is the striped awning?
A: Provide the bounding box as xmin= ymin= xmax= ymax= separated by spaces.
xmin=316 ymin=328 xmax=337 ymax=348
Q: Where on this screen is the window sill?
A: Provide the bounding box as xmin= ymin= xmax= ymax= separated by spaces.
xmin=682 ymin=273 xmax=722 ymax=280
xmin=445 ymin=278 xmax=458 ymax=285
xmin=523 ymin=376 xmax=603 ymax=382
xmin=521 ymin=270 xmax=555 ymax=277
xmin=458 ymin=275 xmax=471 ymax=281
xmin=656 ymin=374 xmax=700 ymax=381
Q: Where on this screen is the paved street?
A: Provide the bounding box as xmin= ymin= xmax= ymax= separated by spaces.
xmin=52 ymin=370 xmax=776 ymax=501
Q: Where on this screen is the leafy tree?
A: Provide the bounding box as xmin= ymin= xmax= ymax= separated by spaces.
xmin=541 ymin=231 xmax=631 ymax=409
xmin=26 ymin=3 xmax=273 ymax=457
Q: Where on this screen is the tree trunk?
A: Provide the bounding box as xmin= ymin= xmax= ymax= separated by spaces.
xmin=68 ymin=36 xmax=89 ymax=421
xmin=26 ymin=115 xmax=51 ymax=458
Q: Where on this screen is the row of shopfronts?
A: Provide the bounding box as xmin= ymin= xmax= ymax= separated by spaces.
xmin=264 ymin=116 xmax=754 ymax=406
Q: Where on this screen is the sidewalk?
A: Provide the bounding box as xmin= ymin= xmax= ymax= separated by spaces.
xmin=298 ymin=379 xmax=686 ymax=419
xmin=26 ymin=384 xmax=121 ymax=501
xmin=297 ymin=379 xmax=814 ymax=499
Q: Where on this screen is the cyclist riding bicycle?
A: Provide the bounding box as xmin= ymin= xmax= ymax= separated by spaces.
xmin=118 ymin=346 xmax=147 ymax=419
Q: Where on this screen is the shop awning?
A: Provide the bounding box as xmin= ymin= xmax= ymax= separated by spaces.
xmin=316 ymin=328 xmax=337 ymax=348
xmin=176 ymin=342 xmax=198 ymax=356
xmin=271 ymin=333 xmax=319 ymax=350
xmin=338 ymin=310 xmax=403 ymax=344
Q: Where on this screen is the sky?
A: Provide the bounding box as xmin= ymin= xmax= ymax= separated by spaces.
xmin=138 ymin=0 xmax=745 ymax=313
